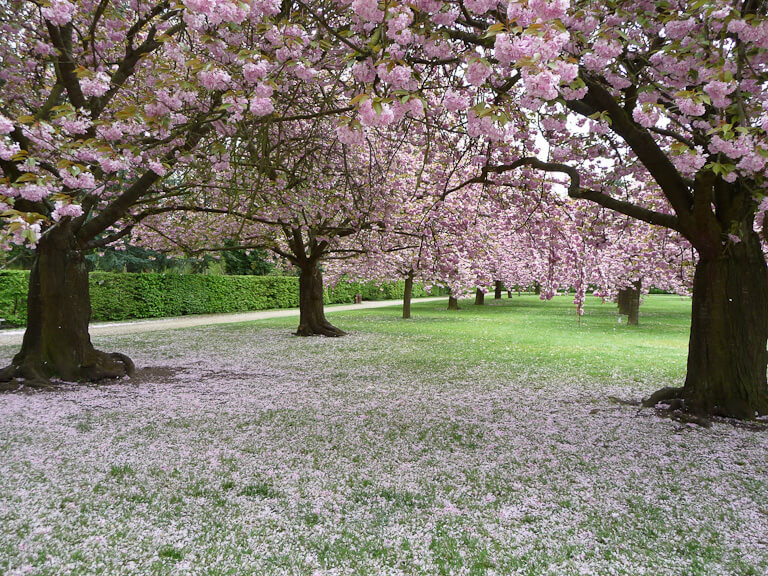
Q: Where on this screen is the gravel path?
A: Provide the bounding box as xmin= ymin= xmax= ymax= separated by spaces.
xmin=0 ymin=297 xmax=446 ymax=346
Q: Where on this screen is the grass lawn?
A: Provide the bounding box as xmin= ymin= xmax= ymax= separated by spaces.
xmin=1 ymin=295 xmax=766 ymax=575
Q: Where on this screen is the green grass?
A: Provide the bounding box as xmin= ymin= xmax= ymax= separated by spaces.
xmin=261 ymin=293 xmax=692 ymax=386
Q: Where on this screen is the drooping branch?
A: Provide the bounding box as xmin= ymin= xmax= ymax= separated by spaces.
xmin=567 ymin=78 xmax=696 ymax=234
xmin=446 ymin=157 xmax=681 ymax=232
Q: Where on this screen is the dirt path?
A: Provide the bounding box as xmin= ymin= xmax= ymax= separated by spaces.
xmin=0 ymin=297 xmax=446 ymax=346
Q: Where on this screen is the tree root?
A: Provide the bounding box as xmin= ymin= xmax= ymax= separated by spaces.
xmin=0 ymin=349 xmax=135 ymax=392
xmin=295 ymin=320 xmax=347 ymax=337
xmin=641 ymin=386 xmax=684 ymax=408
xmin=641 ymin=386 xmax=713 ymax=427
xmin=110 ymin=352 xmax=136 ymax=377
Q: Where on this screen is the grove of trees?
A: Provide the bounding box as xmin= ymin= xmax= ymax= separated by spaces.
xmin=1 ymin=0 xmax=767 ymax=419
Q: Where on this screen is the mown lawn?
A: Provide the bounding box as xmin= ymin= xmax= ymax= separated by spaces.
xmin=1 ymin=295 xmax=766 ymax=576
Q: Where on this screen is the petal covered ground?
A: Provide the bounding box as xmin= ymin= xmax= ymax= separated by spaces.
xmin=1 ymin=302 xmax=767 ymax=575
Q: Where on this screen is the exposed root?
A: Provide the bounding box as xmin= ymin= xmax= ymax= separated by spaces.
xmin=0 ymin=349 xmax=135 ymax=392
xmin=640 ymin=386 xmax=711 ymax=428
xmin=295 ymin=320 xmax=347 ymax=337
xmin=0 ymin=364 xmax=17 ymax=382
xmin=607 ymin=395 xmax=642 ymax=406
xmin=642 ymin=386 xmax=684 ymax=408
xmin=110 ymin=352 xmax=136 ymax=377
xmin=641 ymin=385 xmax=768 ymax=426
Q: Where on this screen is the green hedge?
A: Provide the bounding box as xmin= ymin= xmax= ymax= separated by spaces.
xmin=0 ymin=271 xmax=435 ymax=326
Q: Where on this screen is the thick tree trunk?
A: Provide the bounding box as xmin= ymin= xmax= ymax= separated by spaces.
xmin=402 ymin=270 xmax=414 ymax=319
xmin=681 ymin=237 xmax=768 ymax=418
xmin=475 ymin=288 xmax=484 ymax=305
xmin=0 ymin=223 xmax=134 ymax=387
xmin=295 ymin=262 xmax=345 ymax=336
xmin=447 ymin=295 xmax=459 ymax=310
xmin=494 ymin=280 xmax=503 ymax=299
xmin=617 ymin=280 xmax=641 ymax=325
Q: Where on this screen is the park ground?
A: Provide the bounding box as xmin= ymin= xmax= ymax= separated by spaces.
xmin=0 ymin=295 xmax=767 ymax=575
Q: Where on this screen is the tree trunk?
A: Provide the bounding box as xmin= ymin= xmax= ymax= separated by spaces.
xmin=447 ymin=295 xmax=459 ymax=310
xmin=680 ymin=236 xmax=768 ymax=418
xmin=508 ymin=289 xmax=513 ymax=298
xmin=475 ymin=288 xmax=484 ymax=305
xmin=0 ymin=223 xmax=134 ymax=387
xmin=402 ymin=270 xmax=414 ymax=319
xmin=494 ymin=280 xmax=503 ymax=299
xmin=295 ymin=261 xmax=345 ymax=336
xmin=533 ymin=282 xmax=541 ymax=295
xmin=617 ymin=280 xmax=641 ymax=325
xmin=616 ymin=289 xmax=630 ymax=315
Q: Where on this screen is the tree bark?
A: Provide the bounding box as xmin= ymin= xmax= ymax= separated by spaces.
xmin=680 ymin=235 xmax=768 ymax=418
xmin=295 ymin=261 xmax=345 ymax=336
xmin=0 ymin=223 xmax=134 ymax=387
xmin=508 ymin=289 xmax=513 ymax=298
xmin=475 ymin=287 xmax=485 ymax=305
xmin=617 ymin=280 xmax=641 ymax=325
xmin=402 ymin=270 xmax=414 ymax=319
xmin=447 ymin=295 xmax=459 ymax=310
xmin=494 ymin=280 xmax=503 ymax=299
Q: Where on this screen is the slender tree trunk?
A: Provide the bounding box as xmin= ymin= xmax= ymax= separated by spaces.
xmin=617 ymin=289 xmax=630 ymax=315
xmin=494 ymin=280 xmax=503 ymax=299
xmin=617 ymin=280 xmax=641 ymax=325
xmin=402 ymin=270 xmax=414 ymax=319
xmin=295 ymin=261 xmax=345 ymax=336
xmin=507 ymin=289 xmax=513 ymax=298
xmin=447 ymin=295 xmax=459 ymax=310
xmin=0 ymin=223 xmax=133 ymax=387
xmin=475 ymin=288 xmax=484 ymax=305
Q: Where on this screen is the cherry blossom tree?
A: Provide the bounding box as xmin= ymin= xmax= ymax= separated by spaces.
xmin=0 ymin=0 xmax=314 ymax=383
xmin=300 ymin=0 xmax=768 ymax=418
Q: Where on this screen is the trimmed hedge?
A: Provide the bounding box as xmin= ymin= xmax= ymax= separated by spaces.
xmin=0 ymin=270 xmax=434 ymax=326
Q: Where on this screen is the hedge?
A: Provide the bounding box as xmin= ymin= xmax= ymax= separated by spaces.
xmin=0 ymin=271 xmax=435 ymax=326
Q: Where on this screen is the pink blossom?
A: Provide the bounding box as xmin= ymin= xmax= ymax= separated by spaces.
xmin=672 ymin=147 xmax=707 ymax=178
xmin=149 ymin=161 xmax=167 ymax=176
xmin=249 ymin=97 xmax=274 ymax=117
xmin=444 ymin=89 xmax=469 ymax=113
xmin=198 ymin=69 xmax=231 ymax=91
xmin=676 ymin=98 xmax=705 ymax=117
xmin=336 ymin=124 xmax=365 ymax=146
xmin=80 ymin=73 xmax=111 ymax=98
xmin=253 ymin=83 xmax=273 ymax=98
xmin=494 ymin=34 xmax=516 ymax=67
xmin=51 ymin=201 xmax=84 ymax=222
xmin=243 ymin=61 xmax=268 ymax=84
xmin=523 ymin=70 xmax=560 ymax=101
xmin=18 ymin=184 xmax=50 ymax=201
xmin=632 ymin=105 xmax=660 ymax=128
xmin=464 ymin=0 xmax=496 ymax=15
xmin=41 ymin=0 xmax=75 ymax=26
xmin=736 ymin=153 xmax=767 ymax=174
xmin=465 ymin=62 xmax=491 ymax=87
xmin=0 ymin=114 xmax=13 ymax=135
xmin=704 ymin=80 xmax=736 ymax=108
xmin=529 ymin=0 xmax=570 ymax=21
xmin=359 ymin=99 xmax=394 ymax=127
xmin=351 ymin=0 xmax=383 ymax=22
xmin=352 ymin=61 xmax=376 ymax=84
